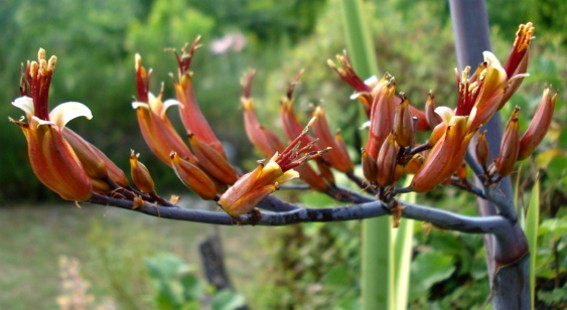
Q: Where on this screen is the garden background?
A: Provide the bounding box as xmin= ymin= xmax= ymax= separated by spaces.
xmin=0 ymin=0 xmax=565 ymax=308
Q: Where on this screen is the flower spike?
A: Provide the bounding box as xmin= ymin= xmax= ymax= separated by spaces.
xmin=11 ymin=49 xmax=92 ymax=201
xmin=172 ymin=39 xmax=226 ymax=156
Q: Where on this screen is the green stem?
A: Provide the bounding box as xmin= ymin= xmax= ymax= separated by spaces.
xmin=339 ymin=0 xmax=386 ymax=309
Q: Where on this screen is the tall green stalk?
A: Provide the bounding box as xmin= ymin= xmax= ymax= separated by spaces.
xmin=339 ymin=1 xmax=388 ymax=309
xmin=526 ymin=178 xmax=540 ymax=309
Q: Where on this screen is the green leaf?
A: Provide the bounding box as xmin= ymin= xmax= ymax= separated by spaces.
xmin=525 ymin=179 xmax=540 ymax=309
xmin=322 ymin=265 xmax=351 ymax=288
xmin=211 ymin=290 xmax=246 ymax=310
xmin=409 ymin=250 xmax=455 ymax=300
xmin=393 ymin=186 xmax=415 ymax=310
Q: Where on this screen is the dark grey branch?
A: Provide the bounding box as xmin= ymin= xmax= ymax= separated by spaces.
xmin=89 ymin=193 xmax=510 ymax=234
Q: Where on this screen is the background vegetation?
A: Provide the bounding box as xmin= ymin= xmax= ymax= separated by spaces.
xmin=0 ymin=0 xmax=565 ymax=308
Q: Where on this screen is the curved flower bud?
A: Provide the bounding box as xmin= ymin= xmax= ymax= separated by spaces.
xmin=243 ymin=73 xmax=330 ymax=192
xmin=170 ymin=152 xmax=218 ymax=200
xmin=517 ymin=87 xmax=557 ymax=160
xmin=13 ymin=121 xmax=93 ymax=201
xmin=491 ymin=107 xmax=520 ymax=177
xmin=188 ymin=134 xmax=238 ymax=185
xmin=130 ymin=151 xmax=155 ymax=194
xmin=171 ymin=39 xmax=226 ymax=157
xmin=365 ymin=76 xmax=396 ymax=159
xmin=361 ymin=148 xmax=377 ymax=183
xmin=240 ymin=71 xmax=285 ymax=158
xmin=412 ymin=116 xmax=474 ymax=192
xmin=376 ymin=132 xmax=399 ymax=187
xmin=133 ymin=56 xmax=195 ymax=167
xmin=475 ymin=131 xmax=489 ymax=168
xmin=219 ymin=128 xmax=329 ymax=217
xmin=63 ymin=129 xmax=129 ymax=189
xmin=499 ymin=23 xmax=535 ymax=107
xmin=327 ymin=51 xmax=373 ymax=113
xmin=394 ymin=93 xmax=414 ymax=147
xmin=312 ymin=106 xmax=354 ymax=173
xmin=425 ymin=91 xmax=442 ymax=128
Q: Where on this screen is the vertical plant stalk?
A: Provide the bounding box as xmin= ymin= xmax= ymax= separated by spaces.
xmin=526 ymin=178 xmax=540 ymax=309
xmin=339 ymin=0 xmax=389 ymax=309
xmin=393 ymin=187 xmax=415 ymax=310
xmin=449 ymin=0 xmax=530 ymax=308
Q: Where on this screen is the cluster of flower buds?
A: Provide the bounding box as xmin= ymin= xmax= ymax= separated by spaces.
xmin=219 ymin=122 xmax=330 ymax=217
xmin=11 ymin=49 xmax=126 ymax=201
xmin=241 ymin=69 xmax=351 ymax=194
xmin=328 ymin=22 xmax=555 ymax=195
xmin=10 ymin=22 xmax=557 ymax=214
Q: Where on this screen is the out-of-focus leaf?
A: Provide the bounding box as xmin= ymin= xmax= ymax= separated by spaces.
xmin=409 ymin=250 xmax=455 ymax=300
xmin=322 ymin=265 xmax=350 ymax=288
xmin=534 ymin=148 xmax=565 ymax=169
xmin=211 ymin=290 xmax=246 ymax=310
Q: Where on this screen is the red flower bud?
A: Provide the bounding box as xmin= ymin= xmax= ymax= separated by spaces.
xmin=491 ymin=107 xmax=520 ymax=177
xmin=517 ymin=87 xmax=557 ymax=160
xmin=130 ymin=151 xmax=155 ymax=194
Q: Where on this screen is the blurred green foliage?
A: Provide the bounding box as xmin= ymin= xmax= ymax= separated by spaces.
xmin=0 ymin=0 xmax=326 ymax=202
xmin=1 ymin=0 xmax=566 ymax=308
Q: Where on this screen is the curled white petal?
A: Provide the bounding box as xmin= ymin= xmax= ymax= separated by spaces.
xmin=161 ymin=99 xmax=181 ymax=118
xmin=163 ymin=99 xmax=180 ymax=110
xmin=132 ymin=101 xmax=149 ymax=109
xmin=49 ymin=101 xmax=93 ymax=129
xmin=12 ymin=96 xmax=35 ymax=117
xmin=482 ymin=51 xmax=503 ymax=68
xmin=434 ymin=106 xmax=455 ymax=124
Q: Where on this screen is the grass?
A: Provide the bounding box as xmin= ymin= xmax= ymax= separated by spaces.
xmin=0 ymin=200 xmax=275 ymax=309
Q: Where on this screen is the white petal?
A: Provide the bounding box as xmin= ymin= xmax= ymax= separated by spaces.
xmin=49 ymin=102 xmax=93 ymax=129
xmin=161 ymin=99 xmax=181 ymax=118
xmin=434 ymin=106 xmax=455 ymax=124
xmin=163 ymin=99 xmax=180 ymax=110
xmin=276 ymin=169 xmax=299 ymax=184
xmin=482 ymin=51 xmax=503 ymax=68
xmin=30 ymin=116 xmax=54 ymax=129
xmin=12 ymin=96 xmax=34 ymax=117
xmin=132 ymin=101 xmax=149 ymax=109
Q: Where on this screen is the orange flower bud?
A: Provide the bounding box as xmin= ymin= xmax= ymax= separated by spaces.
xmin=361 ymin=148 xmax=377 ymax=183
xmin=394 ymin=93 xmax=414 ymax=147
xmin=376 ymin=132 xmax=399 ymax=187
xmin=475 ymin=131 xmax=489 ymax=168
xmin=312 ymin=106 xmax=354 ymax=173
xmin=188 ymin=134 xmax=238 ymax=185
xmin=425 ymin=91 xmax=442 ymax=128
xmin=130 ymin=151 xmax=155 ymax=194
xmin=499 ymin=23 xmax=535 ymax=107
xmin=171 ymin=39 xmax=226 ymax=157
xmin=518 ymin=87 xmax=557 ymax=160
xmin=403 ymin=154 xmax=423 ymax=175
xmin=170 ymin=152 xmax=218 ymax=200
xmin=327 ymin=51 xmax=374 ymax=114
xmin=63 ymin=129 xmax=129 ymax=191
xmin=366 ymin=77 xmax=396 ymax=159
xmin=63 ymin=129 xmax=108 ymax=180
xmin=428 ymin=122 xmax=447 ymax=146
xmin=133 ymin=55 xmax=195 ymax=167
xmin=412 ymin=116 xmax=473 ymax=192
xmin=16 ymin=122 xmax=93 ymax=201
xmin=491 ymin=107 xmax=521 ymax=177
xmin=219 ymin=127 xmax=329 ymax=217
